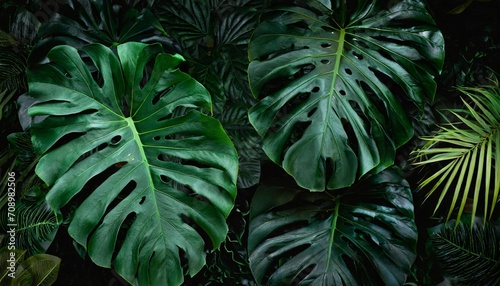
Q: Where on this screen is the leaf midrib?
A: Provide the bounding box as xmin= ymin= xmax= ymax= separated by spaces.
xmin=439 ymin=235 xmax=500 ymax=265
xmin=125 ymin=117 xmax=172 ymax=258
xmin=326 ymin=199 xmax=341 ymax=271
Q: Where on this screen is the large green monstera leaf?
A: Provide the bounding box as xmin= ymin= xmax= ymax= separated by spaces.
xmin=248 ymin=0 xmax=444 ymax=191
xmin=27 ymin=42 xmax=238 ymax=285
xmin=248 ymin=167 xmax=417 ymax=285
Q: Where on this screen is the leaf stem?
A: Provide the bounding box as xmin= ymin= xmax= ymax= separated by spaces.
xmin=326 ymin=199 xmax=341 ymax=271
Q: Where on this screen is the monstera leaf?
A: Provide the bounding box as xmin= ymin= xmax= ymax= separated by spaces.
xmin=248 ymin=0 xmax=444 ymax=191
xmin=31 ymin=0 xmax=174 ymax=63
xmin=27 ymin=42 xmax=238 ymax=285
xmin=248 ymin=167 xmax=417 ymax=285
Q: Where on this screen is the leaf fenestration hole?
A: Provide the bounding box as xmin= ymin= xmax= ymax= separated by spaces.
xmin=353 ymin=51 xmax=364 ymax=60
xmin=355 ymin=40 xmax=369 ymax=49
xmin=341 ymin=253 xmax=357 ymax=275
xmin=116 ymin=180 xmax=136 ymax=202
xmin=378 ymin=49 xmax=394 ymax=62
xmin=292 ymin=264 xmax=316 ymax=285
xmin=312 ymin=86 xmax=320 ymax=93
xmin=359 ymin=80 xmax=374 ymax=95
xmin=111 ymin=211 xmax=137 ymax=261
xmin=97 ymin=142 xmax=108 ymax=151
xmin=307 ymin=107 xmax=317 ymax=117
xmin=160 ymin=174 xmax=171 ymax=184
xmin=345 ymin=68 xmax=352 ymax=75
xmin=66 ymin=162 xmax=127 ymax=218
xmin=301 ymin=64 xmax=315 ymax=75
xmin=349 ymin=100 xmax=358 ymax=109
xmin=289 ymin=21 xmax=310 ymax=31
xmin=92 ymin=71 xmax=104 ymax=88
xmin=339 ymin=90 xmax=346 ymax=96
xmin=152 ymin=86 xmax=174 ymax=105
xmin=153 ymin=136 xmax=160 ymax=141
xmin=139 ymin=196 xmax=146 ymax=205
xmin=321 ymin=43 xmax=332 ymax=48
xmin=110 ymin=135 xmax=122 ymax=145
xmin=48 ymin=131 xmax=87 ymax=153
xmin=157 ymin=116 xmax=168 ymax=122
xmin=262 ymin=243 xmax=311 ymax=285
xmin=80 ymin=109 xmax=99 ymax=115
xmin=321 ymin=59 xmax=330 ymax=64
xmin=140 ymin=58 xmax=156 ymax=89
xmin=325 ymin=158 xmax=334 ymax=186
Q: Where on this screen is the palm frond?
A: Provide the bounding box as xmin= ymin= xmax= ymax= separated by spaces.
xmin=412 ymin=85 xmax=500 ymax=225
xmin=7 ymin=132 xmax=37 ymax=173
xmin=0 ymin=30 xmax=17 ymax=47
xmin=0 ymin=47 xmax=28 ymax=92
xmin=0 ymin=90 xmax=16 ymax=120
xmin=430 ymin=220 xmax=500 ymax=286
xmin=15 ymin=199 xmax=59 ymax=255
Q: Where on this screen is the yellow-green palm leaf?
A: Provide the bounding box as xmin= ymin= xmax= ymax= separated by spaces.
xmin=412 ymin=85 xmax=500 ymax=225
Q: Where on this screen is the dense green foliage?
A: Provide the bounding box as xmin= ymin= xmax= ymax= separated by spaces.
xmin=248 ymin=168 xmax=417 ymax=285
xmin=429 ymin=219 xmax=500 ymax=286
xmin=0 ymin=0 xmax=499 ymax=285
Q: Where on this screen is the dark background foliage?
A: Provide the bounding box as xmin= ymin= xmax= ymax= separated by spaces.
xmin=1 ymin=0 xmax=499 ymax=285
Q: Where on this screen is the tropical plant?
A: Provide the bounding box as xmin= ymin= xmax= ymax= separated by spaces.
xmin=15 ymin=198 xmax=59 ymax=256
xmin=0 ymin=36 xmax=28 ymax=93
xmin=0 ymin=1 xmax=40 ymax=94
xmin=248 ymin=167 xmax=417 ymax=285
xmin=0 ymin=132 xmax=57 ymax=257
xmin=412 ymin=85 xmax=500 ymax=224
xmin=247 ymin=0 xmax=444 ymax=191
xmin=27 ymin=42 xmax=238 ymax=285
xmin=31 ymin=0 xmax=175 ymax=63
xmin=0 ymin=1 xmax=45 ymax=199
xmin=2 ymin=0 xmax=500 ymax=285
xmin=157 ymin=0 xmax=265 ymax=188
xmin=0 ymin=246 xmax=61 ymax=286
xmin=429 ymin=219 xmax=500 ymax=286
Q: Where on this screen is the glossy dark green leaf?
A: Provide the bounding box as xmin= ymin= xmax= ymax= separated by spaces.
xmin=248 ymin=0 xmax=444 ymax=191
xmin=31 ymin=0 xmax=174 ymax=62
xmin=248 ymin=167 xmax=417 ymax=285
xmin=28 ymin=42 xmax=238 ymax=286
xmin=0 ymin=247 xmax=27 ymax=284
xmin=13 ymin=253 xmax=61 ymax=286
